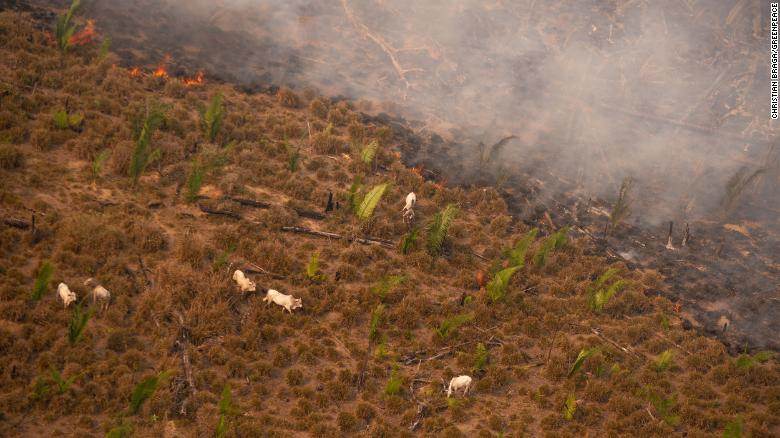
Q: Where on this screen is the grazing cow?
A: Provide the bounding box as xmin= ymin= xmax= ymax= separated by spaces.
xmin=84 ymin=278 xmax=111 ymax=311
xmin=263 ymin=289 xmax=302 ymax=313
xmin=402 ymin=192 xmax=416 ymax=223
xmin=447 ymin=375 xmax=473 ymax=398
xmin=232 ymin=270 xmax=256 ymax=292
xmin=57 ymin=283 xmax=77 ymax=308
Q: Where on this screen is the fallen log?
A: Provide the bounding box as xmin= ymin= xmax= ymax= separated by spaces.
xmin=243 ymin=262 xmax=286 ymax=280
xmin=3 ymin=217 xmax=30 ymax=229
xmin=198 ymin=203 xmax=241 ymax=220
xmin=225 ymin=196 xmax=325 ymax=220
xmin=281 ymin=226 xmax=394 ymax=248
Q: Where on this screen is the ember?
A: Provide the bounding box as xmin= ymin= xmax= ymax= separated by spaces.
xmin=129 ymin=67 xmax=141 ymax=77
xmin=183 ymin=71 xmax=204 ymax=86
xmin=153 ymin=64 xmax=168 ymax=78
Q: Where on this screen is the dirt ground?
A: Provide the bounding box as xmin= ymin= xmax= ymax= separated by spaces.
xmin=0 ymin=9 xmax=778 ymax=438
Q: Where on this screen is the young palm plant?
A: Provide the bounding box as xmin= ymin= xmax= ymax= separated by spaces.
xmin=129 ymin=370 xmax=172 ymax=415
xmin=31 ymin=261 xmax=54 ymax=301
xmin=68 ymin=303 xmax=92 ymax=344
xmin=202 ymin=93 xmax=224 ymax=143
xmin=55 ymin=0 xmax=81 ymax=52
xmin=486 ymin=266 xmax=520 ymax=302
xmin=215 ymin=384 xmax=236 ymax=438
xmin=609 ymin=176 xmax=633 ymax=229
xmin=533 ymin=226 xmax=569 ymax=267
xmin=129 ymin=102 xmax=166 ymax=185
xmin=427 ymin=204 xmax=458 ymax=256
xmin=355 ymin=183 xmax=388 ymax=221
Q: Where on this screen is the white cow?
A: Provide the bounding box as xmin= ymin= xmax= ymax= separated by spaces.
xmin=84 ymin=278 xmax=111 ymax=311
xmin=402 ymin=192 xmax=416 ymax=223
xmin=232 ymin=270 xmax=256 ymax=292
xmin=447 ymin=375 xmax=473 ymax=398
xmin=263 ymin=289 xmax=302 ymax=313
xmin=57 ymin=283 xmax=77 ymax=308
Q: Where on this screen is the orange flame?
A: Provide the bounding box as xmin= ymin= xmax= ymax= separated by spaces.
xmin=153 ymin=65 xmax=168 ymax=78
xmin=68 ymin=19 xmax=96 ymax=46
xmin=183 ymin=71 xmax=205 ymax=86
xmin=129 ymin=67 xmax=142 ymax=77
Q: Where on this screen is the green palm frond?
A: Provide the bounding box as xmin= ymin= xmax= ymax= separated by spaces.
xmin=568 ymin=347 xmax=598 ymax=377
xmin=356 ymin=183 xmax=388 ymax=220
xmin=508 ymin=228 xmax=538 ymax=267
xmin=654 ymin=349 xmax=674 ymax=372
xmin=31 ymin=261 xmax=54 ymax=301
xmin=202 ymin=93 xmax=224 ymax=142
xmin=129 ymin=370 xmax=172 ymax=415
xmin=427 ymin=204 xmax=458 ymax=256
xmin=533 ymin=226 xmax=569 ymax=267
xmin=361 ymin=140 xmax=379 ymax=165
xmin=563 ymin=393 xmax=577 ymax=420
xmin=486 ymin=266 xmax=520 ymax=302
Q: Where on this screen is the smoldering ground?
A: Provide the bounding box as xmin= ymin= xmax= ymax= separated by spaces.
xmin=63 ymin=0 xmax=777 ymax=226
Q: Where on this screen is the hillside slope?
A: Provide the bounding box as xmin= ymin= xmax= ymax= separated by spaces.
xmin=0 ymin=11 xmax=778 ymax=437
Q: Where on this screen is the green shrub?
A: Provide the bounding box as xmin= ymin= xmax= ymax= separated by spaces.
xmin=533 ymin=226 xmax=569 ymax=267
xmin=129 ymin=102 xmax=166 ymax=184
xmin=486 ymin=266 xmax=520 ymax=302
xmin=31 ymin=261 xmax=54 ymax=301
xmin=202 ymin=93 xmax=224 ymax=142
xmin=427 ymin=204 xmax=458 ymax=256
xmin=436 ymin=313 xmax=474 ymax=338
xmin=129 ymin=370 xmax=171 ymax=415
xmin=68 ymin=304 xmax=92 ymax=344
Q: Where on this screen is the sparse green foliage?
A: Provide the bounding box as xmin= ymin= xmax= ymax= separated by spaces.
xmin=427 ymin=204 xmax=458 ymax=256
xmin=355 ymin=183 xmax=388 ymax=221
xmin=49 ymin=367 xmax=79 ymax=394
xmin=486 ymin=266 xmax=520 ymax=302
xmin=98 ymin=37 xmax=111 ymax=61
xmin=568 ymin=348 xmax=598 ymax=378
xmin=735 ymin=351 xmax=774 ymax=369
xmin=609 ymin=177 xmax=633 ymax=228
xmin=369 ymin=304 xmax=385 ymax=343
xmin=371 ymin=275 xmax=405 ymax=301
xmin=68 ymin=303 xmax=92 ymax=344
xmin=91 ymin=149 xmax=110 ymax=180
xmin=129 ymin=102 xmax=166 ymax=184
xmin=54 ymin=0 xmax=80 ymax=52
xmin=287 ymin=144 xmax=300 ymax=172
xmin=720 ymin=167 xmax=765 ymax=217
xmin=30 ymin=376 xmax=50 ymax=402
xmin=647 ymin=392 xmax=680 ymax=426
xmin=185 ymin=159 xmax=205 ymax=202
xmin=473 ymin=343 xmax=489 ymax=373
xmin=533 ymin=226 xmax=569 ymax=267
xmin=654 ymin=349 xmax=674 ymax=372
xmin=53 ymin=109 xmax=83 ymax=130
xmin=306 ymin=252 xmax=324 ymax=282
xmin=31 ymin=261 xmax=54 ymax=301
xmin=400 ymin=228 xmax=418 ymax=254
xmin=212 ymin=243 xmax=236 ymax=272
xmin=507 ymin=228 xmax=538 ymax=267
xmin=360 ymin=140 xmax=379 ymax=166
xmin=587 ymin=269 xmax=627 ymax=313
xmin=347 ymin=175 xmax=363 ymax=212
xmin=563 ymin=393 xmax=577 ymax=420
xmin=202 ymin=93 xmax=224 ymax=143
xmin=436 ymin=313 xmax=474 ymax=338
xmin=384 ymin=365 xmax=402 ymax=396
xmin=106 ymin=420 xmax=133 ymax=438
xmin=216 ymin=384 xmax=235 ymax=438
xmin=723 ymin=417 xmax=743 ymax=438
xmin=129 ymin=370 xmax=172 ymax=415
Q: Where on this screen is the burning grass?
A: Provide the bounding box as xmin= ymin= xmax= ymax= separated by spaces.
xmin=0 ymin=9 xmax=777 ymax=438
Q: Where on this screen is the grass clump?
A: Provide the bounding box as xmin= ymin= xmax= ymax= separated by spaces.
xmin=31 ymin=261 xmax=54 ymax=301
xmin=90 ymin=149 xmax=110 ymax=181
xmin=129 ymin=102 xmax=166 ymax=185
xmin=735 ymin=350 xmax=773 ymax=369
xmin=427 ymin=204 xmax=458 ymax=256
xmin=216 ymin=384 xmax=236 ymax=438
xmin=587 ymin=268 xmax=628 ymax=313
xmin=486 ymin=266 xmax=520 ymax=302
xmin=68 ymin=303 xmax=92 ymax=344
xmin=371 ymin=275 xmax=405 ymax=301
xmin=533 ymin=226 xmax=569 ymax=267
xmin=49 ymin=366 xmax=79 ymax=394
xmin=723 ymin=417 xmax=744 ymax=438
xmin=436 ymin=313 xmax=474 ymax=338
xmin=473 ymin=342 xmax=489 ymax=373
xmin=52 ymin=109 xmax=83 ymax=130
xmin=129 ymin=370 xmax=172 ymax=415
xmin=368 ymin=304 xmax=385 ymax=343
xmin=654 ymin=349 xmax=674 ymax=372
xmin=384 ymin=365 xmax=402 ymax=396
xmin=0 ymin=144 xmax=25 ymax=169
xmin=202 ymin=93 xmax=224 ymax=143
